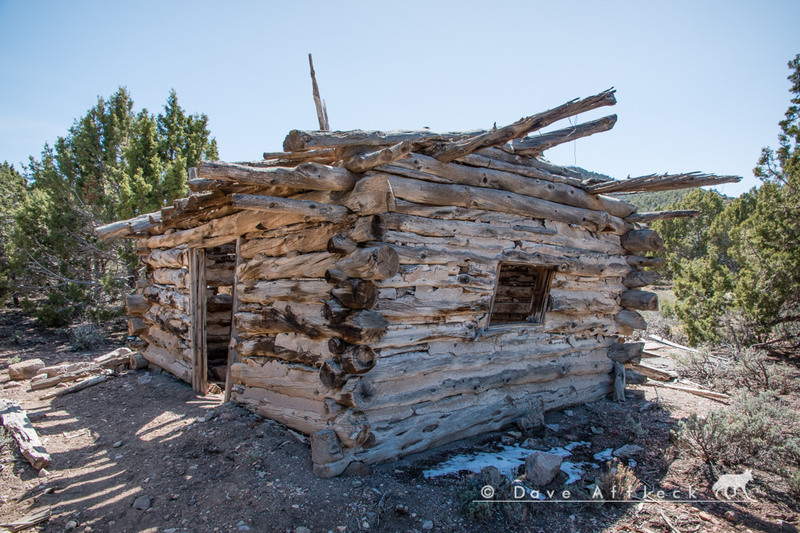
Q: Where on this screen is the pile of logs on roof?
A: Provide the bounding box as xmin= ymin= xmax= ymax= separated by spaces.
xmin=96 ymin=88 xmax=741 ymax=476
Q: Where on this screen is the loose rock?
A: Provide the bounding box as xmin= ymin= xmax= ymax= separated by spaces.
xmin=525 ymin=451 xmax=563 ymax=486
xmin=613 ymin=444 xmax=643 ymax=459
xmin=8 ymin=358 xmax=45 ymax=380
xmin=422 ymin=520 xmax=434 ymax=530
xmin=132 ymin=494 xmax=152 ymax=511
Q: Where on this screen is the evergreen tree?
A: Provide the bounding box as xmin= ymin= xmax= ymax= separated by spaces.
xmin=10 ymin=87 xmax=218 ymax=326
xmin=0 ymin=162 xmax=27 ymax=304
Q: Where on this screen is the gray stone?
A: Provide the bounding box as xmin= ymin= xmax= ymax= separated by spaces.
xmin=422 ymin=520 xmax=434 ymax=530
xmin=613 ymin=444 xmax=643 ymax=459
xmin=294 ymin=528 xmax=311 ymax=533
xmin=525 ymin=451 xmax=563 ymax=486
xmin=132 ymin=494 xmax=152 ymax=510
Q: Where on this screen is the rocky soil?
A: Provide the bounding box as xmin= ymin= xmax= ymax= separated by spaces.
xmin=1 ymin=309 xmax=798 ymax=533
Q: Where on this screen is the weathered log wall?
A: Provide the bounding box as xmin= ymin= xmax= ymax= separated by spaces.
xmin=134 ymin=245 xmax=193 ymax=381
xmin=104 ymin=93 xmax=697 ymax=476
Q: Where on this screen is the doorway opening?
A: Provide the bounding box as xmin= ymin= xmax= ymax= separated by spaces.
xmin=191 ymin=243 xmax=237 ymax=395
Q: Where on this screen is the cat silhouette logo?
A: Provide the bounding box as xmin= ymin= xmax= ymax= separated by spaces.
xmin=712 ymin=469 xmax=753 ymax=500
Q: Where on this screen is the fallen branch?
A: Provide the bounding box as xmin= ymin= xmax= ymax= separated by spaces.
xmin=0 ymin=400 xmax=51 ymax=471
xmin=645 ymin=381 xmax=729 ymax=403
xmin=0 ymin=507 xmax=51 ymax=532
xmin=28 ymin=367 xmax=103 ymax=391
xmin=648 ymin=334 xmax=699 ymax=353
xmin=41 ymin=374 xmax=109 ymax=400
xmin=627 ymin=362 xmax=679 ymax=382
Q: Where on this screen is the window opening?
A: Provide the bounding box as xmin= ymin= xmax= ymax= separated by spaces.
xmin=489 ymin=263 xmax=555 ymax=326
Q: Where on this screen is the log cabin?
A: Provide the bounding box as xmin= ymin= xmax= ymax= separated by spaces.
xmin=96 ymin=89 xmax=740 ymax=476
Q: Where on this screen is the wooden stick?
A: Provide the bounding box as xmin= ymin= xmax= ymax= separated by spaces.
xmin=645 ymin=381 xmax=729 ymax=402
xmin=628 ymin=362 xmax=678 ymax=381
xmin=95 ymin=211 xmax=161 ymax=242
xmin=0 ymin=400 xmax=51 ymax=470
xmin=648 ymin=334 xmax=700 ymax=353
xmin=425 ymin=89 xmax=617 ymax=163
xmin=40 ymin=375 xmax=108 ymax=400
xmin=308 ymin=53 xmax=329 ymax=131
xmin=0 ymin=507 xmax=51 ymax=531
xmin=625 ymin=210 xmax=702 ymax=223
xmin=505 ymin=115 xmax=617 ymax=156
xmin=587 ymin=172 xmax=742 ymax=194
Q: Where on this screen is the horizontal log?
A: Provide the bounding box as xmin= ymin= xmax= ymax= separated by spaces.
xmin=621 ymin=229 xmax=666 ymax=253
xmin=587 ymin=172 xmax=742 ymax=194
xmin=144 ymin=248 xmax=188 ymax=269
xmin=152 ymin=268 xmax=188 ymax=289
xmin=384 ymin=174 xmax=630 ymax=235
xmin=625 ymin=209 xmax=702 ymax=224
xmin=235 ymin=337 xmax=325 ymax=366
xmin=620 ymin=290 xmax=659 ymax=311
xmin=231 ymin=193 xmax=350 ymax=222
xmin=230 ymin=360 xmax=323 ymax=400
xmin=238 ymin=279 xmax=331 ymax=304
xmin=141 ymin=325 xmax=191 ymax=362
xmin=261 ymin=148 xmax=338 ymax=163
xmin=235 ymin=308 xmax=329 ymax=340
xmin=234 ymin=386 xmax=327 ymax=437
xmin=457 ymin=149 xmax=585 ymax=187
xmin=387 ymin=243 xmax=630 ymax=278
xmin=283 ymin=129 xmax=480 ymax=152
xmin=241 ymin=222 xmax=345 ymax=258
xmin=377 ymin=152 xmax=634 ymax=218
xmin=238 ymin=252 xmax=335 ymax=281
xmin=197 ymin=161 xmax=358 ymax=191
xmin=341 ymin=349 xmax=611 ymax=412
xmin=343 ymin=141 xmax=413 ymax=173
xmin=142 ymin=344 xmax=191 ymax=382
xmin=425 ymin=89 xmax=617 ymax=163
xmin=615 ymin=310 xmax=647 ymax=330
xmin=357 ymin=212 xmax=625 ymax=256
xmin=623 ymin=270 xmax=662 ymax=288
xmin=95 ymin=211 xmax=161 ymax=242
xmin=549 ymin=291 xmax=619 ymax=314
xmin=336 ymin=374 xmax=612 ymax=466
xmin=505 ymin=115 xmax=617 ymax=157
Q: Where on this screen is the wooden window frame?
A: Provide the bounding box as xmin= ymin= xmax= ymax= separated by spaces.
xmin=488 ymin=262 xmax=556 ymax=326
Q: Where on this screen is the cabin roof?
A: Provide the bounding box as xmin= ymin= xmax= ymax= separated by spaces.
xmin=96 ymin=89 xmax=740 ymax=244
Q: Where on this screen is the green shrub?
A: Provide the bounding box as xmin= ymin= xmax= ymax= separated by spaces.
xmin=69 ymin=323 xmax=105 ymax=351
xmin=679 ymin=392 xmax=800 ymax=491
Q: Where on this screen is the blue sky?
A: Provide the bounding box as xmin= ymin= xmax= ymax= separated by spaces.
xmin=1 ymin=1 xmax=798 ymax=196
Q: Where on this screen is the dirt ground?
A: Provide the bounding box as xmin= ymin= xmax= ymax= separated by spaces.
xmin=1 ymin=309 xmax=798 ymax=533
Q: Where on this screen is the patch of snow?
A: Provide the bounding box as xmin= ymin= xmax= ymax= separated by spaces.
xmin=423 ymin=445 xmax=530 ymax=478
xmin=560 ymin=461 xmax=587 ymax=485
xmin=594 ymin=448 xmax=614 ymax=462
xmin=423 ymin=441 xmax=593 ymax=484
